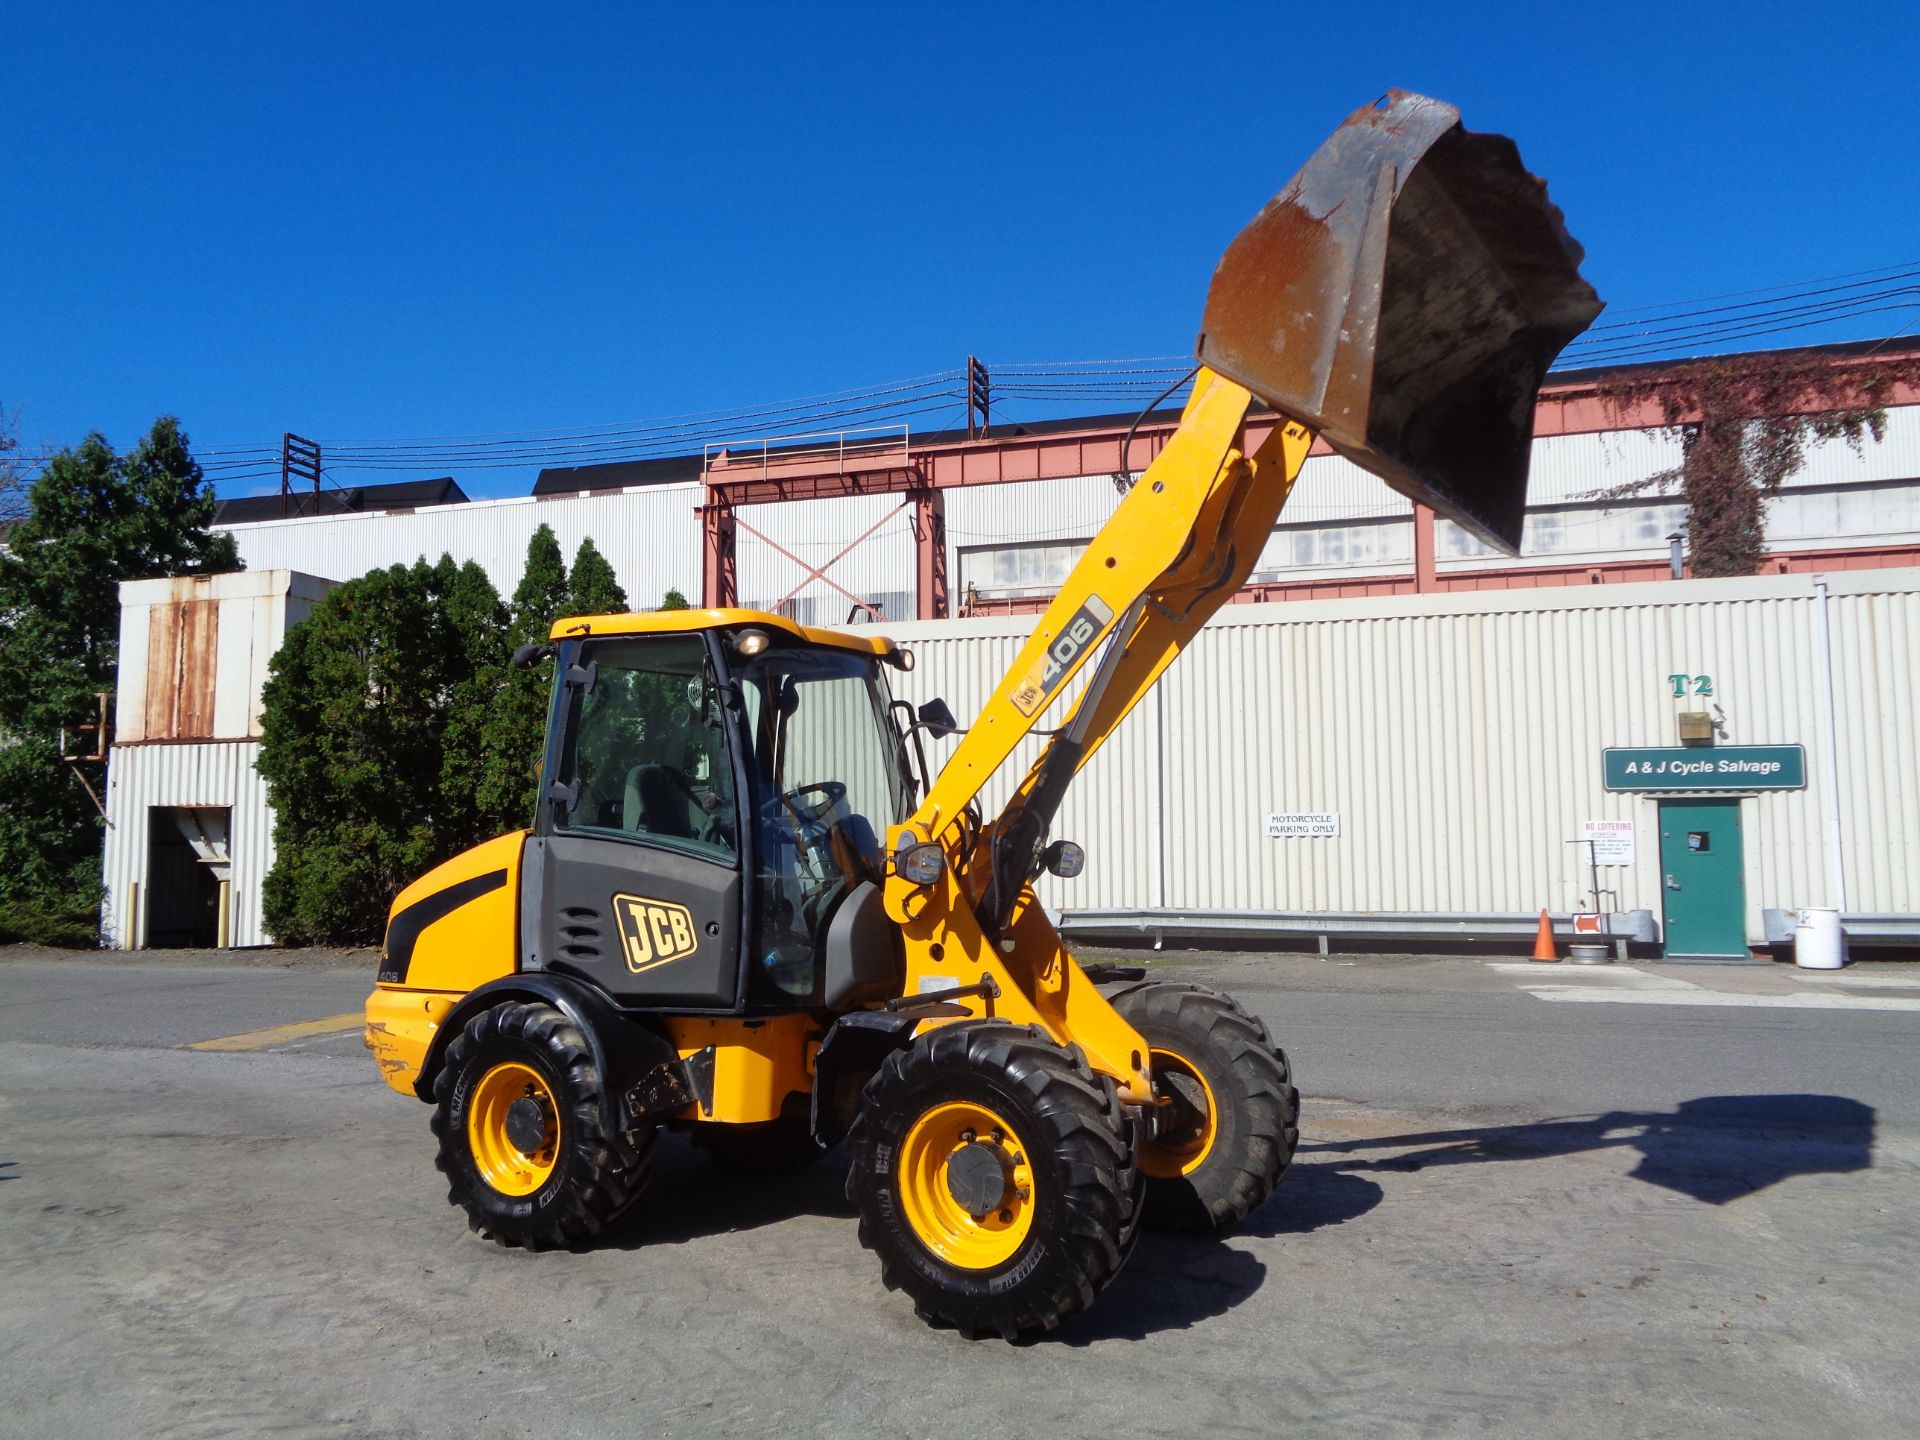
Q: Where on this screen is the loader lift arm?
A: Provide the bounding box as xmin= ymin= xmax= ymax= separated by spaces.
xmin=880 ymin=91 xmax=1601 ymax=1102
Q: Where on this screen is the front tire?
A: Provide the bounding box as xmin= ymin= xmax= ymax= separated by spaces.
xmin=1109 ymin=981 xmax=1298 ymax=1233
xmin=848 ymin=1021 xmax=1138 ymax=1340
xmin=432 ymin=1001 xmax=652 ymax=1248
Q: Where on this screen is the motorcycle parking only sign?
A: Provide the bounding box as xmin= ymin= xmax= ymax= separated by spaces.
xmin=1266 ymin=812 xmax=1341 ymax=838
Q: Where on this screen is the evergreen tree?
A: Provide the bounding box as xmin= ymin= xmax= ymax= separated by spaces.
xmin=567 ymin=536 xmax=628 ymax=615
xmin=514 ymin=525 xmax=571 ymax=635
xmin=256 ymin=556 xmax=507 ymax=944
xmin=437 ymin=557 xmax=512 ymax=844
xmin=476 ymin=525 xmax=570 ymax=829
xmin=0 ymin=417 xmax=235 ymax=944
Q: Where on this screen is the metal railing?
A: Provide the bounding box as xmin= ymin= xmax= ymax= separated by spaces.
xmin=703 ymin=424 xmax=911 ymax=483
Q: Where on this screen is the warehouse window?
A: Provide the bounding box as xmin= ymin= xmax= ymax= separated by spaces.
xmin=1438 ymin=502 xmax=1690 ymax=560
xmin=1251 ymin=517 xmax=1412 ymax=575
xmin=958 ymin=540 xmax=1089 ymax=598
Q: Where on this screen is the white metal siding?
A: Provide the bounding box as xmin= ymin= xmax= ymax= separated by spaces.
xmin=100 ymin=741 xmax=277 ymax=948
xmin=883 ymin=569 xmax=1920 ymax=937
xmin=222 ymin=486 xmax=704 ymax=610
xmin=1827 ymin=583 xmax=1920 ymax=912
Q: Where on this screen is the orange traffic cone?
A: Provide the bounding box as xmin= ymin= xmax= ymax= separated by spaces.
xmin=1530 ymin=908 xmax=1559 ymax=962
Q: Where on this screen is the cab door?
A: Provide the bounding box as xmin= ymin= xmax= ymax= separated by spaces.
xmin=528 ymin=633 xmax=746 ymax=1010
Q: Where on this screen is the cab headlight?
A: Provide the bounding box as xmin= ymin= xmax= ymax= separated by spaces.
xmin=895 ymin=840 xmax=946 ymax=886
xmin=1041 ymin=840 xmax=1085 ymax=879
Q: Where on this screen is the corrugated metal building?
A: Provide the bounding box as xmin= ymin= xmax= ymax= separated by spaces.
xmin=880 ymin=568 xmax=1920 ymax=953
xmin=99 ymin=565 xmax=1918 ymax=954
xmin=100 ymin=571 xmax=334 ymax=948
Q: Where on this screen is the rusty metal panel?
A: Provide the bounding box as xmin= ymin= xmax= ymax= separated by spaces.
xmin=142 ymin=601 xmax=182 ymax=739
xmin=176 ymin=599 xmax=218 ymax=736
xmin=137 ymin=598 xmax=219 ymax=740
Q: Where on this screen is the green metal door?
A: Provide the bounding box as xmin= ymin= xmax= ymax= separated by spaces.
xmin=1657 ymin=798 xmax=1748 ymax=959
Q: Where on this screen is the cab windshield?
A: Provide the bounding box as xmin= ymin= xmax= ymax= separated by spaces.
xmin=736 ymin=644 xmax=913 ymax=999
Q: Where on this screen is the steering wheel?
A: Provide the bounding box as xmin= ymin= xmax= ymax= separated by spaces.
xmin=762 ymin=780 xmax=847 ymax=827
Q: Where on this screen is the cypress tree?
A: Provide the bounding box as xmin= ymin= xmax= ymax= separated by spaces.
xmin=567 ymin=536 xmax=628 ymax=615
xmin=476 ymin=526 xmax=570 ymax=829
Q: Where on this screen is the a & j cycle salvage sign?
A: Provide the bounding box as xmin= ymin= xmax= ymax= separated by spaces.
xmin=1602 ymin=745 xmax=1806 ymax=792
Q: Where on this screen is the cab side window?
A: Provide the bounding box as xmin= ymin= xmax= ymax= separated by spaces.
xmin=552 ymin=635 xmax=737 ymax=863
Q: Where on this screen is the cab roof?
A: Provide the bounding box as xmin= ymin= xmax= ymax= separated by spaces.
xmin=548 ymin=607 xmax=896 ymax=659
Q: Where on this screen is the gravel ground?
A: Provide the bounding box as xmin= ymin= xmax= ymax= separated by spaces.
xmin=2 ymin=948 xmax=1915 ymax=1439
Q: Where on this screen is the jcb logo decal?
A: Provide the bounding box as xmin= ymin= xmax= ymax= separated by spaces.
xmin=613 ymin=894 xmax=699 ymax=974
xmin=1010 ymin=595 xmax=1115 ymax=716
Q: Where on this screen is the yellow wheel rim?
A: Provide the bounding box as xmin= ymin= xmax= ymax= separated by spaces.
xmin=467 ymin=1061 xmax=561 ymax=1197
xmin=1139 ymin=1046 xmax=1219 ymax=1179
xmin=897 ymin=1101 xmax=1036 ymax=1270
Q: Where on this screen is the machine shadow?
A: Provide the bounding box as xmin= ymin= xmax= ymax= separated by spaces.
xmin=1299 ymin=1093 xmax=1876 ymax=1205
xmin=601 ymin=1135 xmax=857 ymax=1249
xmin=1044 ymin=1163 xmax=1384 ymax=1346
xmin=600 ymin=1144 xmax=1384 ymax=1344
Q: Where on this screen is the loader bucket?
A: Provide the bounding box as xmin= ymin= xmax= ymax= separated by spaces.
xmin=1197 ymin=91 xmax=1603 ymax=554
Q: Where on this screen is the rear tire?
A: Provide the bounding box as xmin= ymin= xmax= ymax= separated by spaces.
xmin=1109 ymin=981 xmax=1298 ymax=1233
xmin=848 ymin=1020 xmax=1139 ymax=1340
xmin=432 ymin=1001 xmax=652 ymax=1248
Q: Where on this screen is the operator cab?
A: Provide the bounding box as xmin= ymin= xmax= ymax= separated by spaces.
xmin=530 ymin=612 xmax=915 ymax=1013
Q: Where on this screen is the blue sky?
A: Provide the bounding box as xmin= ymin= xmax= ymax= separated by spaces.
xmin=5 ymin=2 xmax=1916 ymax=498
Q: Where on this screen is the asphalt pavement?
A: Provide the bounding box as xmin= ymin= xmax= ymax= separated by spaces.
xmin=2 ymin=945 xmax=1916 ymax=1439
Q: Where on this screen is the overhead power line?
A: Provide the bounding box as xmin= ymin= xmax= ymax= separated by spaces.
xmin=13 ymin=264 xmax=1917 ymax=494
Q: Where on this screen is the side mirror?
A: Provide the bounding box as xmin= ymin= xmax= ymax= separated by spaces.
xmin=512 ymin=643 xmax=554 ymax=671
xmin=917 ymin=697 xmax=958 ymax=737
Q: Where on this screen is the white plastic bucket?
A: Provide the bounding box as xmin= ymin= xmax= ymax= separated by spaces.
xmin=1794 ymin=908 xmax=1846 ymax=969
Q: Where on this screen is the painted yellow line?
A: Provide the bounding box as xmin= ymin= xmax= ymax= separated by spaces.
xmin=184 ymin=1012 xmax=366 ymax=1052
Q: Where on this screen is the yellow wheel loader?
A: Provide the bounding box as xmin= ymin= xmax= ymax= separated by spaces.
xmin=363 ymin=92 xmax=1601 ymax=1339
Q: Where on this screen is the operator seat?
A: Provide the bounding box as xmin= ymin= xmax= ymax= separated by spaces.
xmin=623 ymin=764 xmax=696 ymax=839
